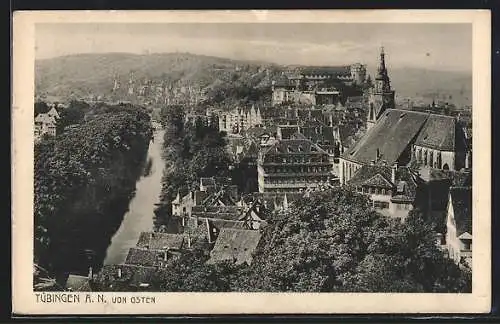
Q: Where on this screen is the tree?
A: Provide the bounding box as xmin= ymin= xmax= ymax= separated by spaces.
xmin=231 ymin=189 xmax=471 ymax=293
xmin=34 ymin=103 xmax=153 ymax=282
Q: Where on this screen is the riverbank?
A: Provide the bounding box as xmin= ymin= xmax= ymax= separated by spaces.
xmin=104 ymin=129 xmax=166 ymax=265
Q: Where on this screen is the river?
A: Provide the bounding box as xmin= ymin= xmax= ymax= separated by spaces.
xmin=103 ymin=128 xmax=165 ymax=265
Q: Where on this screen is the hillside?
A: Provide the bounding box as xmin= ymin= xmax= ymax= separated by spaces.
xmin=35 ymin=52 xmax=280 ymax=101
xmin=35 ymin=52 xmax=472 ymax=108
xmin=385 ymin=67 xmax=472 ymax=108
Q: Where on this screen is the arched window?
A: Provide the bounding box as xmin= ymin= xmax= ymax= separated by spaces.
xmin=417 ymin=148 xmax=422 ymax=162
xmin=443 ymin=163 xmax=450 ymax=171
xmin=429 ymin=151 xmax=434 ymax=168
xmin=436 ymin=152 xmax=442 ymax=169
xmin=424 ymin=150 xmax=428 ymax=166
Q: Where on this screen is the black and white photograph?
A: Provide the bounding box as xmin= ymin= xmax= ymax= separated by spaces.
xmin=12 ymin=10 xmax=491 ymax=314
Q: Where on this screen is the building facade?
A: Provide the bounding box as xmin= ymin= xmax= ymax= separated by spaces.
xmin=257 ymin=133 xmax=335 ymax=193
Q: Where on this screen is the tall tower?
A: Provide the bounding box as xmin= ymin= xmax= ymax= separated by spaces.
xmin=367 ymin=47 xmax=395 ymax=130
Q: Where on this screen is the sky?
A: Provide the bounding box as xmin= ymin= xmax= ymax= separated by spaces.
xmin=35 ymin=23 xmax=472 ymax=72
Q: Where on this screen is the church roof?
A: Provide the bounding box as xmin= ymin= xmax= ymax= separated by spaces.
xmin=414 ymin=114 xmax=457 ymax=151
xmin=449 ymin=187 xmax=472 ymax=236
xmin=342 ymin=109 xmax=428 ymax=165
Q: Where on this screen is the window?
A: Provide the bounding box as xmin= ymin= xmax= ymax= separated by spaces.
xmin=374 ymin=201 xmax=389 ymax=209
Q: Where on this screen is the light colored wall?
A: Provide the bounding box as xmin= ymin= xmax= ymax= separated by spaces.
xmin=445 ymin=199 xmax=461 ymax=263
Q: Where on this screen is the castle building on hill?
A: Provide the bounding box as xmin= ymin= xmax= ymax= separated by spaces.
xmin=339 ymin=48 xmax=470 ymax=188
xmin=271 ymin=64 xmax=366 ymax=106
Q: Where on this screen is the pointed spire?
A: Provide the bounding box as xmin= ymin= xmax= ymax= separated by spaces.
xmin=282 ymin=193 xmax=289 ymax=211
xmin=377 ymin=46 xmax=387 ymax=79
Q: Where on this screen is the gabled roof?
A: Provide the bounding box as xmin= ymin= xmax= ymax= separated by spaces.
xmin=347 ymin=165 xmax=420 ymax=201
xmin=415 ymin=114 xmax=457 ymax=151
xmin=208 ymin=228 xmax=262 ymax=265
xmin=35 ymin=113 xmax=56 ymax=124
xmin=342 ymin=109 xmax=428 ymax=165
xmin=450 ymin=187 xmax=472 ymax=236
xmin=348 ymin=165 xmax=392 ymax=187
xmin=136 ymin=232 xmax=185 ymax=250
xmin=363 ymin=173 xmax=394 ymax=188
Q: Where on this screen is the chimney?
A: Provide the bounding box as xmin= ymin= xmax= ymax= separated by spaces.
xmin=370 ymin=160 xmax=375 ymax=166
xmin=117 ymin=268 xmax=122 ymax=279
xmin=163 ymin=250 xmax=168 ymax=261
xmin=376 ymin=148 xmax=380 ymax=161
xmin=391 ymin=162 xmax=398 ymax=184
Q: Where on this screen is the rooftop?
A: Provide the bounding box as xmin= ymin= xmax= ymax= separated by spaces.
xmin=342 ymin=109 xmax=429 ymax=165
xmin=208 ymin=228 xmax=262 ymax=265
xmin=136 ymin=232 xmax=185 ymax=250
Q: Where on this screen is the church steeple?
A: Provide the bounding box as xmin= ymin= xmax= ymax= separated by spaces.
xmin=374 ymin=46 xmax=391 ymax=93
xmin=367 ymin=47 xmax=396 ymax=131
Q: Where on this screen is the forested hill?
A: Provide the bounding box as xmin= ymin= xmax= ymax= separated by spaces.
xmin=35 ymin=52 xmax=281 ymax=100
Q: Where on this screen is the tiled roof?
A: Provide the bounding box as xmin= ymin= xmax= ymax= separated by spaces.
xmin=124 ymin=248 xmax=162 ymax=267
xmin=342 ymin=109 xmax=429 ymax=165
xmin=347 ymin=165 xmax=419 ymax=201
xmin=348 ymin=165 xmax=392 ymax=187
xmin=208 ymin=228 xmax=262 ymax=265
xmin=136 ymin=232 xmax=184 ymax=250
xmin=98 ymin=264 xmax=158 ymax=288
xmin=450 ymin=187 xmax=472 ymax=235
xmin=65 ymin=275 xmax=91 ymax=292
xmin=415 ymin=114 xmax=457 ymax=151
xmin=34 ymin=113 xmax=56 ymax=124
xmin=191 ymin=205 xmax=242 ymax=221
xmin=262 ymin=133 xmax=330 ymax=157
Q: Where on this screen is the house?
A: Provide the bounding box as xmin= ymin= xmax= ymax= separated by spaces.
xmin=347 ymin=163 xmax=423 ymax=220
xmin=445 ymin=187 xmax=472 ymax=267
xmin=208 ymin=228 xmax=262 ymax=265
xmin=34 ymin=113 xmax=57 ymax=140
xmin=217 ymin=105 xmax=263 ymax=134
xmin=257 ymin=132 xmax=335 ymax=193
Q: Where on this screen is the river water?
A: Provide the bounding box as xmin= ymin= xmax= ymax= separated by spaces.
xmin=103 ymin=129 xmax=165 ymax=265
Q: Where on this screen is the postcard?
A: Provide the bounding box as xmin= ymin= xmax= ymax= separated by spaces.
xmin=12 ymin=9 xmax=491 ymax=315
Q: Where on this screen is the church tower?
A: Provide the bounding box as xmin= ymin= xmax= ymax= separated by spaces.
xmin=367 ymin=47 xmax=395 ymax=130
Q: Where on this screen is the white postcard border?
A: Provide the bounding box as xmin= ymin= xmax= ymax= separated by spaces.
xmin=12 ymin=9 xmax=491 ymax=315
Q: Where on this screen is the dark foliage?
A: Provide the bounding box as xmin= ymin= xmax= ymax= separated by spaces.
xmin=34 ymin=101 xmax=153 ymax=284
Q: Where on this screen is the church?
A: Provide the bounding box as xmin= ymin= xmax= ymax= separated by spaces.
xmin=339 ymin=48 xmax=470 ymax=186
